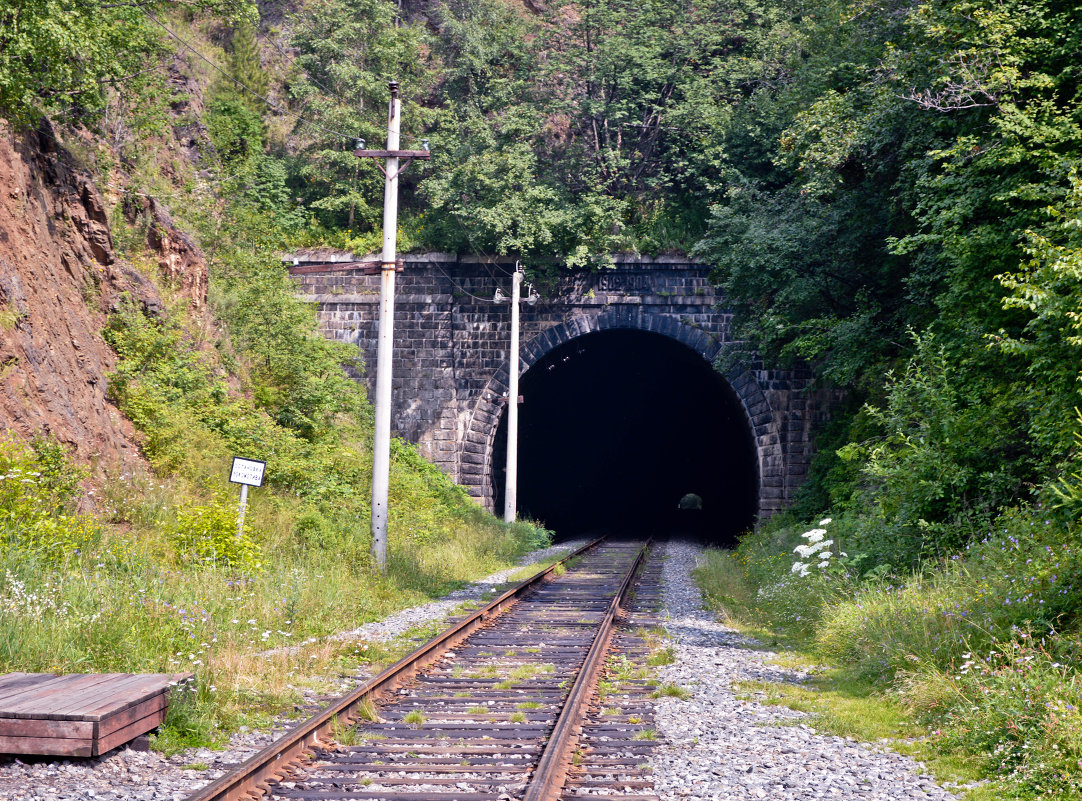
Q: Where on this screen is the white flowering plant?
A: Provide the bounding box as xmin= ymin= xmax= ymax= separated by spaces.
xmin=791 ymin=517 xmax=847 ymax=577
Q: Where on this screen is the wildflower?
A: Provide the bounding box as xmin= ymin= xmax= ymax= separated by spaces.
xmin=794 ymin=539 xmax=832 ymax=558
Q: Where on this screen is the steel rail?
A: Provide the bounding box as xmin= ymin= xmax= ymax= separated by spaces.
xmin=523 ymin=538 xmax=651 ymax=801
xmin=185 ymin=536 xmax=607 ymax=801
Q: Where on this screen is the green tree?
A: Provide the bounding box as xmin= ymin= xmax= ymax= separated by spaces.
xmin=227 ymin=19 xmax=267 ymax=114
xmin=996 ymin=174 xmax=1082 ymax=458
xmin=288 ymin=0 xmax=432 ymax=230
xmin=0 ymin=0 xmax=163 ymax=126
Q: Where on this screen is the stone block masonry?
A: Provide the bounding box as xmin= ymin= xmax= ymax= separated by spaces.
xmin=290 ymin=253 xmax=835 ymax=519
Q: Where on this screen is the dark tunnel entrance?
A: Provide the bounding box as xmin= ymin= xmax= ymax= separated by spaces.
xmin=491 ymin=329 xmax=758 ymax=546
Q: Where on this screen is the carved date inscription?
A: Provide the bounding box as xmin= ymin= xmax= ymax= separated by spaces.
xmin=596 ymin=272 xmax=651 ymax=293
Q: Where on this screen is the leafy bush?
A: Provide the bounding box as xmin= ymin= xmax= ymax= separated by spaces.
xmin=205 ymin=93 xmax=264 ymax=167
xmin=0 ymin=437 xmax=100 ymax=560
xmin=839 ymin=332 xmax=1035 ymax=568
xmin=172 ymin=497 xmax=260 ymax=571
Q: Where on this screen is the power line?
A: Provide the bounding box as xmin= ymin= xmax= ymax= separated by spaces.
xmin=432 ymin=262 xmax=500 ymax=303
xmin=216 ymin=0 xmax=343 ymax=104
xmin=140 ymin=7 xmax=357 ymax=142
xmin=216 ymin=0 xmax=427 ymax=145
xmin=443 ymin=208 xmax=518 ymax=278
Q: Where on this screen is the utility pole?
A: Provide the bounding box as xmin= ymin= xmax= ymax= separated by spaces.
xmin=504 ymin=267 xmax=523 ymax=524
xmin=354 ymin=81 xmax=430 ymax=571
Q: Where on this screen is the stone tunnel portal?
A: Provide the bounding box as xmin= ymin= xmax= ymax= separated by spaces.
xmin=491 ymin=329 xmax=758 ymax=545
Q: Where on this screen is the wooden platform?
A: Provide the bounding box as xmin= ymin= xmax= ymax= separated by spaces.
xmin=0 ymin=672 xmax=190 ymax=757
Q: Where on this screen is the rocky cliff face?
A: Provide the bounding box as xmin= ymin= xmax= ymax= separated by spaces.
xmin=0 ymin=122 xmax=206 ymax=473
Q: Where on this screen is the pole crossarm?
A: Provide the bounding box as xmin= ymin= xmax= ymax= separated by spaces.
xmin=355 ymin=149 xmax=431 ymax=181
xmin=354 ymin=149 xmax=432 ymax=159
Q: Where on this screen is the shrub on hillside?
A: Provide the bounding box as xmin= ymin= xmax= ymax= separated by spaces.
xmin=816 ymin=506 xmax=1082 ymax=681
xmin=838 ymin=333 xmax=1034 ymax=570
xmin=0 ymin=437 xmax=100 ymax=560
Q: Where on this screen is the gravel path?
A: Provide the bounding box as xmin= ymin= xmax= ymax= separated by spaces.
xmin=651 ymin=538 xmax=957 ymax=801
xmin=0 ymin=539 xmax=586 ymax=801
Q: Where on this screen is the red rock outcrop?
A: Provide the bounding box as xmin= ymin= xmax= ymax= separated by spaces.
xmin=0 ymin=121 xmax=188 ymax=472
xmin=127 ymin=194 xmax=210 ymax=311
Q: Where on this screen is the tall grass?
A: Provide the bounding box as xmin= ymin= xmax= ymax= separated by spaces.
xmin=696 ymin=505 xmax=1082 ymax=798
xmin=0 ymin=430 xmax=550 ymax=751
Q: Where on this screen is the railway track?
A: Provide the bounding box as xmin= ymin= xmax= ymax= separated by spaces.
xmin=187 ymin=537 xmax=667 ymax=801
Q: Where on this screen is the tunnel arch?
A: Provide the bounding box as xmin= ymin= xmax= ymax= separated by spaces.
xmin=462 ymin=312 xmax=775 ymax=536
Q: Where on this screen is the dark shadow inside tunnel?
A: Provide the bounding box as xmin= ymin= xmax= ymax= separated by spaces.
xmin=491 ymin=329 xmax=758 ymax=546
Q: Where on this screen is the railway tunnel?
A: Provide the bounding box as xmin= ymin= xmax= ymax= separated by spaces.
xmin=491 ymin=329 xmax=758 ymax=546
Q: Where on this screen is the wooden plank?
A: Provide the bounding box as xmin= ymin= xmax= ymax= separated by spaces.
xmin=0 ymin=733 xmax=93 ymax=758
xmin=13 ymin=673 xmax=163 ymax=720
xmin=0 ymin=674 xmax=61 ymax=704
xmin=0 ymin=674 xmax=129 ymax=719
xmin=0 ymin=673 xmax=154 ymax=720
xmin=55 ymin=675 xmax=167 ymax=719
xmin=73 ymin=675 xmax=180 ymax=720
xmin=0 ymin=672 xmax=189 ymax=718
xmin=93 ymin=706 xmax=167 ymax=756
xmin=0 ymin=674 xmax=120 ymax=715
xmin=0 ymin=673 xmax=184 ymax=756
xmin=0 ymin=673 xmax=32 ymax=693
xmin=0 ymin=716 xmax=94 ymax=739
xmin=97 ymin=692 xmax=168 ymax=738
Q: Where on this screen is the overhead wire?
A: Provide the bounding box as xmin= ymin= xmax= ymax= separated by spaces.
xmin=443 ymin=208 xmax=518 ymax=278
xmin=215 ymin=0 xmax=428 ymax=145
xmin=139 ymin=7 xmax=357 ymax=142
xmin=431 ymin=262 xmax=502 ymax=303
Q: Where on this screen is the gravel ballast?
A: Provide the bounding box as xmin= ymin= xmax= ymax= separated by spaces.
xmin=0 ymin=537 xmax=959 ymax=801
xmin=651 ymin=538 xmax=957 ymax=801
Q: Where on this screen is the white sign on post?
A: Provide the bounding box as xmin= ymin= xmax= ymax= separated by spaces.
xmin=229 ymin=457 xmax=266 ymax=487
xmin=229 ymin=456 xmax=264 ymax=540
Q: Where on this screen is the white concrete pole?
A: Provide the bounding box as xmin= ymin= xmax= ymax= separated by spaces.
xmin=504 ymin=268 xmax=523 ymax=524
xmin=370 ymin=81 xmax=402 ymax=571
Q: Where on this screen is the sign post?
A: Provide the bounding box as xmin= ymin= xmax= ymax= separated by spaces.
xmin=229 ymin=457 xmax=266 ymax=539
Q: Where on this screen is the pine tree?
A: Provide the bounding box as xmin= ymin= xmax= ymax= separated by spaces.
xmin=229 ymin=19 xmax=267 ymax=115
